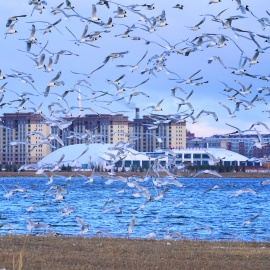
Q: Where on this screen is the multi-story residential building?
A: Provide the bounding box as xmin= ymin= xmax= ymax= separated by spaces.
xmin=50 ymin=109 xmax=186 ymax=152
xmin=50 ymin=114 xmax=130 ymax=148
xmin=129 ymin=115 xmax=186 ymax=152
xmin=0 ymin=113 xmax=51 ymax=165
xmin=0 ymin=110 xmax=187 ymax=165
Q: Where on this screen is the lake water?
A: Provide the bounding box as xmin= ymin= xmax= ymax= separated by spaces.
xmin=0 ymin=176 xmax=269 ymax=242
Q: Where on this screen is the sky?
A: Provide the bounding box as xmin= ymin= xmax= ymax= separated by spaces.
xmin=1 ymin=0 xmax=270 ymax=137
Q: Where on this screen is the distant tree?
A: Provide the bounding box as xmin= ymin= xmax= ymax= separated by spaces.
xmin=188 ymin=165 xmax=195 ymax=172
xmin=218 ymin=166 xmax=225 ymax=173
xmin=12 ymin=164 xmax=18 ymax=172
xmin=5 ymin=164 xmax=11 ymax=172
xmin=4 ymin=164 xmax=18 ymax=172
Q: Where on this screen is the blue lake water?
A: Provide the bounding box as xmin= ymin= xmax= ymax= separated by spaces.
xmin=0 ymin=176 xmax=269 ymax=242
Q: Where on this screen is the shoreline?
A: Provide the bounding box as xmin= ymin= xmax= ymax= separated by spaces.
xmin=0 ymin=235 xmax=269 ymax=270
xmin=0 ymin=171 xmax=269 ymax=178
xmin=1 ymin=172 xmax=269 ymax=269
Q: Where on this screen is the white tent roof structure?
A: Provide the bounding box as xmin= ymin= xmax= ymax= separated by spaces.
xmin=39 ymin=144 xmax=113 ymax=168
xmin=200 ymin=148 xmax=248 ymax=162
xmin=38 ymin=144 xmax=248 ymax=170
xmin=38 ymin=143 xmax=149 ymax=168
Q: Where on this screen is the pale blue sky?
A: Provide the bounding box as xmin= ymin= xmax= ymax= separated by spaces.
xmin=1 ymin=0 xmax=270 ymax=136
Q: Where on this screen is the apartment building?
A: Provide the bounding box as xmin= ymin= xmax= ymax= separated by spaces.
xmin=129 ymin=115 xmax=186 ymax=152
xmin=0 ymin=113 xmax=51 ymax=165
xmin=0 ymin=110 xmax=187 ymax=165
xmin=50 ymin=114 xmax=130 ymax=148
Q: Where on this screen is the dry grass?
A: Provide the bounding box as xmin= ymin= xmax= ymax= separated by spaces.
xmin=0 ymin=235 xmax=269 ymax=270
xmin=1 ymin=171 xmax=269 ymax=178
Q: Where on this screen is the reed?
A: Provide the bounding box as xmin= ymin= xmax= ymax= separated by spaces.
xmin=0 ymin=235 xmax=269 ymax=270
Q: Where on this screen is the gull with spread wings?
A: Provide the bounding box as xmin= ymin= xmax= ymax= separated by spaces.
xmin=65 ymin=25 xmax=100 ymax=48
xmin=176 ymin=69 xmax=203 ymax=84
xmin=116 ymin=50 xmax=148 ymax=72
xmin=143 ymin=99 xmax=164 ymax=111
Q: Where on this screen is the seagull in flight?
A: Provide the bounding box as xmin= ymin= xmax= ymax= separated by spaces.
xmin=204 ymin=149 xmax=226 ymax=166
xmin=6 ymin=14 xmax=27 ymax=27
xmin=193 ymin=170 xmax=222 ymax=178
xmin=127 ymin=216 xmax=136 ymax=235
xmin=103 ymin=50 xmax=129 ymax=64
xmin=76 ymin=216 xmax=89 ymax=234
xmin=201 ymin=8 xmax=228 ymax=22
xmin=143 ymin=99 xmax=164 ymax=111
xmin=174 ymin=89 xmax=194 ymax=112
xmin=218 ymin=101 xmax=239 ymax=118
xmin=249 ymin=121 xmax=270 ymax=133
xmin=70 ymin=147 xmax=89 ymax=167
xmin=116 ymin=50 xmax=148 ymax=72
xmin=231 ymin=188 xmax=257 ymax=198
xmin=21 ymin=217 xmax=50 ymax=232
xmin=244 ymin=214 xmax=261 ymax=226
xmin=65 ymin=25 xmax=100 ymax=48
xmin=224 ymin=123 xmax=251 ymax=136
xmin=176 ymin=69 xmax=202 ymax=84
xmin=186 ymin=17 xmax=206 ymax=30
xmin=23 ymin=24 xmax=38 ymax=52
xmin=173 ymin=4 xmax=184 ymax=9
xmin=79 ymin=168 xmax=96 ymax=184
xmin=44 ymin=71 xmax=63 ymax=97
xmin=248 ymin=31 xmax=270 ymax=53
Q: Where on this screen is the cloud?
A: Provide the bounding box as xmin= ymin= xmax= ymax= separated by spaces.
xmin=188 ymin=120 xmax=230 ymax=138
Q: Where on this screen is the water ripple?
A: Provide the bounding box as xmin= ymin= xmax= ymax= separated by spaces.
xmin=0 ymin=176 xmax=269 ymax=241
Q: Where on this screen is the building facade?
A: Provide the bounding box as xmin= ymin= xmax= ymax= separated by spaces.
xmin=0 ymin=113 xmax=51 ymax=165
xmin=129 ymin=115 xmax=186 ymax=152
xmin=50 ymin=114 xmax=130 ymax=148
xmin=186 ymin=134 xmax=270 ymax=158
xmin=0 ymin=111 xmax=187 ymax=166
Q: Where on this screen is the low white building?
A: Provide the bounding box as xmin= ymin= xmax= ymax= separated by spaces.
xmin=38 ymin=144 xmax=151 ymax=171
xmin=38 ymin=144 xmax=249 ymax=171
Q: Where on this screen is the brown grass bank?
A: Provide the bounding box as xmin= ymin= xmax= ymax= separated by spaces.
xmin=0 ymin=171 xmax=270 ymax=178
xmin=0 ymin=236 xmax=269 ymax=270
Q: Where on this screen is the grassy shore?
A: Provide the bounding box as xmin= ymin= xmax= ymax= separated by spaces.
xmin=0 ymin=235 xmax=269 ymax=270
xmin=0 ymin=171 xmax=269 ymax=178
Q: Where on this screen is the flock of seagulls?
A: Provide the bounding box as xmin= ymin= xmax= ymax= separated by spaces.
xmin=1 ymin=1 xmax=270 ymax=132
xmin=0 ymin=156 xmax=268 ymax=238
xmin=0 ymin=138 xmax=268 ymax=237
xmin=0 ymin=0 xmax=270 ymax=238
